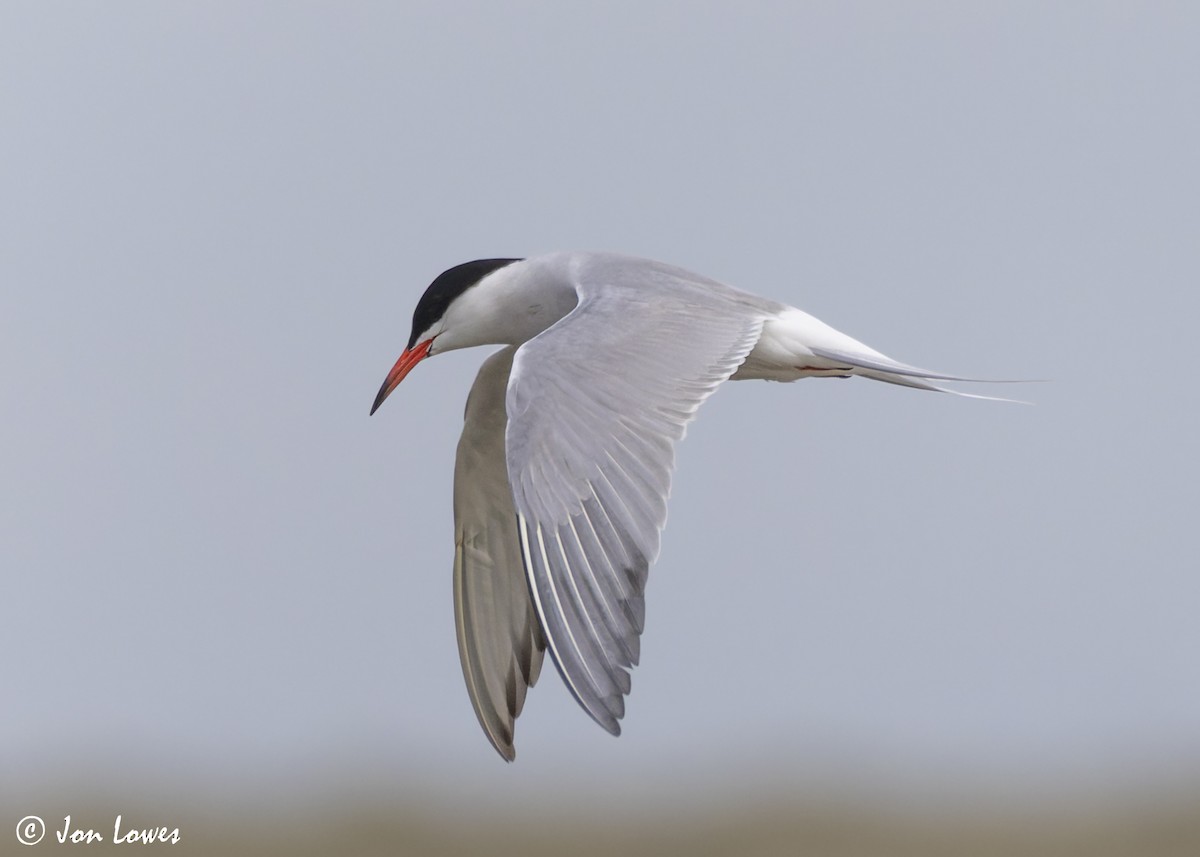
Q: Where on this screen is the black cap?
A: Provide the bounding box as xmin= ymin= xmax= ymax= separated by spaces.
xmin=407 ymin=258 xmax=523 ymax=350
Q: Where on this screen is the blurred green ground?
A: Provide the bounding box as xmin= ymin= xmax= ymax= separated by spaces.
xmin=5 ymin=791 xmax=1198 ymax=857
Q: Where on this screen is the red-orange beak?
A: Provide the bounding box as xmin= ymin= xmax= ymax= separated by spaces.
xmin=370 ymin=338 xmax=433 ymax=415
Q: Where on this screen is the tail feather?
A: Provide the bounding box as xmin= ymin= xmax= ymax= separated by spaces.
xmin=809 ymin=346 xmax=1033 ymax=404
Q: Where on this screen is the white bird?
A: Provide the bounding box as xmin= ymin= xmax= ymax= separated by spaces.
xmin=371 ymin=251 xmax=1005 ymax=761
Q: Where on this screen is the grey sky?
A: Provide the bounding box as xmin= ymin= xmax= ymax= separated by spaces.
xmin=3 ymin=2 xmax=1197 ymax=805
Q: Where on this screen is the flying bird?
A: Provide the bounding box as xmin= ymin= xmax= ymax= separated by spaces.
xmin=371 ymin=251 xmax=1005 ymax=761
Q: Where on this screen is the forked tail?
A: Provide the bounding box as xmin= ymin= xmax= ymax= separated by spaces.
xmin=809 ymin=346 xmax=1032 ymax=403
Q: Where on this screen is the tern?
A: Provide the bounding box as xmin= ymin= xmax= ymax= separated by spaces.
xmin=371 ymin=251 xmax=1004 ymax=760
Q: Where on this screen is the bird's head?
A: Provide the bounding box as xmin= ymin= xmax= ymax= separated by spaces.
xmin=370 ymin=258 xmax=523 ymax=415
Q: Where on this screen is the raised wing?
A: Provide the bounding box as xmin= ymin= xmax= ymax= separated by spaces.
xmin=453 ymin=346 xmax=545 ymax=761
xmin=505 ymin=259 xmax=766 ymax=733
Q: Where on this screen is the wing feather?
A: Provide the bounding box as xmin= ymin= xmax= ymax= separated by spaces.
xmin=453 ymin=347 xmax=545 ymax=761
xmin=505 ymin=256 xmax=766 ymax=733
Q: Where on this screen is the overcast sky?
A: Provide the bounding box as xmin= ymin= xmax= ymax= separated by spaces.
xmin=3 ymin=2 xmax=1198 ymax=808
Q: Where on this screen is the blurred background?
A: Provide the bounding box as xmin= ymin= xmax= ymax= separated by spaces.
xmin=3 ymin=2 xmax=1198 ymax=854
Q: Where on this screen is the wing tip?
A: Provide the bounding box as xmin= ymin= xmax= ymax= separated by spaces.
xmin=493 ymin=741 xmax=517 ymax=763
xmin=586 ymin=694 xmax=625 ymax=736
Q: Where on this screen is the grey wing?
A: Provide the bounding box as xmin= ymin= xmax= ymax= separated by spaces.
xmin=505 ymin=262 xmax=766 ymax=734
xmin=453 ymin=346 xmax=545 ymax=761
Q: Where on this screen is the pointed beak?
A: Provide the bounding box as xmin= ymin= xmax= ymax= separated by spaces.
xmin=370 ymin=338 xmax=433 ymax=415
